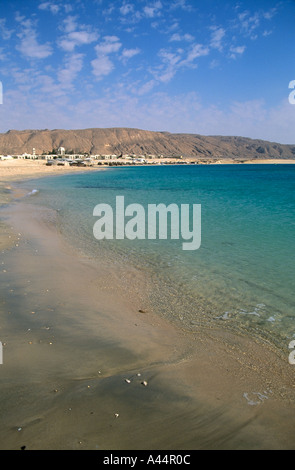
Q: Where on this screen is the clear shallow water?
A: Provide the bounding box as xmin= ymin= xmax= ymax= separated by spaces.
xmin=19 ymin=164 xmax=295 ymax=348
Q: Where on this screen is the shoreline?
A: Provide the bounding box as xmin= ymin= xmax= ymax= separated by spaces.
xmin=1 ymin=165 xmax=295 ymax=449
xmin=1 ymin=157 xmax=295 ymax=182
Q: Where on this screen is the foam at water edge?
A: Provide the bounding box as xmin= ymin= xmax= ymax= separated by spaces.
xmin=26 ymin=189 xmax=39 ymax=196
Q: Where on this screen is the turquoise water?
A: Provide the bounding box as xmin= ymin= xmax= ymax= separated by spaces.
xmin=20 ymin=164 xmax=295 ymax=348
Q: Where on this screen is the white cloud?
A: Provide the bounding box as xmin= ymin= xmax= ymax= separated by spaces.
xmin=170 ymin=0 xmax=193 ymax=12
xmin=59 ymin=30 xmax=98 ymax=52
xmin=57 ymin=16 xmax=99 ymax=51
xmin=156 ymin=68 xmax=177 ymax=83
xmin=62 ymin=16 xmax=78 ymax=33
xmin=169 ymin=33 xmax=181 ymax=42
xmin=91 ymin=55 xmax=114 ymax=79
xmin=263 ymin=8 xmax=277 ymax=20
xmin=158 ymin=49 xmax=181 ymax=66
xmin=152 ymin=49 xmax=182 ymax=83
xmin=16 ymin=17 xmax=53 ymax=59
xmin=118 ymin=2 xmax=142 ymax=24
xmin=38 ymin=2 xmax=60 ymax=15
xmin=121 ymin=47 xmax=141 ymax=61
xmin=95 ymin=36 xmax=122 ymax=55
xmin=209 ymin=59 xmax=219 ymax=69
xmin=120 ymin=3 xmax=134 ymax=15
xmin=91 ymin=36 xmax=122 ymax=79
xmin=0 ymin=47 xmax=6 ymax=61
xmin=180 ymin=43 xmax=210 ymax=66
xmin=149 ymin=41 xmax=209 ymax=86
xmin=169 ymin=33 xmax=194 ymax=42
xmin=210 ymin=27 xmax=226 ymax=51
xmin=143 ymin=1 xmax=163 ymax=18
xmin=58 ymin=53 xmax=84 ymax=88
xmin=235 ymin=8 xmax=276 ymax=40
xmin=36 ymin=74 xmax=65 ymax=97
xmin=136 ymin=79 xmax=157 ymax=95
xmin=64 ymin=4 xmax=73 ymax=14
xmin=229 ymin=45 xmax=246 ymax=59
xmin=0 ymin=18 xmax=14 ymax=40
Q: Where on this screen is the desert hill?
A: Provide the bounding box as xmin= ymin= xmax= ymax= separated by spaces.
xmin=0 ymin=127 xmax=294 ymax=160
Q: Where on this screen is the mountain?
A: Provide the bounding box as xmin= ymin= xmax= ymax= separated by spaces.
xmin=0 ymin=127 xmax=294 ymax=160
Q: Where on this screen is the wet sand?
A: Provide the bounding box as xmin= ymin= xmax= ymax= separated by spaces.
xmin=0 ymin=168 xmax=295 ymax=450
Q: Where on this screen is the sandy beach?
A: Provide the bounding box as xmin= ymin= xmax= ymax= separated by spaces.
xmin=0 ymin=159 xmax=295 ymax=450
xmin=1 ymin=157 xmax=295 ymax=183
xmin=0 ymin=158 xmax=101 ymax=182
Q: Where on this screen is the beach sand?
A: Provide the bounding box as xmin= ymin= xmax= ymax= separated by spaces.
xmin=0 ymin=158 xmax=100 ymax=182
xmin=1 ymin=156 xmax=295 ymax=183
xmin=0 ymin=160 xmax=295 ymax=450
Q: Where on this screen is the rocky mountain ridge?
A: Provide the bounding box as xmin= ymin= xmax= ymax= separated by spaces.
xmin=0 ymin=127 xmax=294 ymax=160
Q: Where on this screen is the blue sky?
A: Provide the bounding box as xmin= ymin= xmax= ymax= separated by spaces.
xmin=0 ymin=0 xmax=295 ymax=143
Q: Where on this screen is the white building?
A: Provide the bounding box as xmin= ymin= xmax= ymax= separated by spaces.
xmin=0 ymin=155 xmax=12 ymax=160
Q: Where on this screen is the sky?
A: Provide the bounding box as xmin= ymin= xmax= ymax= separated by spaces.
xmin=0 ymin=0 xmax=295 ymax=143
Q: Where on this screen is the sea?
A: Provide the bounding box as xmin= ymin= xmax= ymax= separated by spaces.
xmin=17 ymin=163 xmax=295 ymax=352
